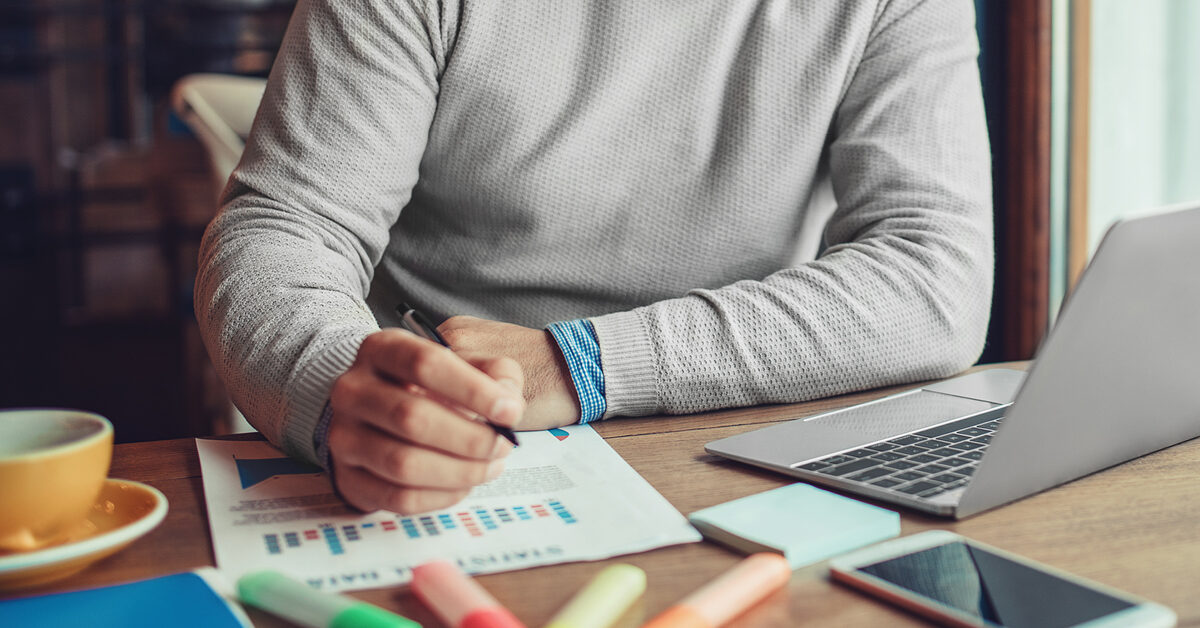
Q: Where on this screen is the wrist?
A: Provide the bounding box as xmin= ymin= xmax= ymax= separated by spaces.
xmin=538 ymin=330 xmax=582 ymax=422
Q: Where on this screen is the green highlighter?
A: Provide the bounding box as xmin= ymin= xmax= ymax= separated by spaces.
xmin=238 ymin=570 xmax=421 ymax=628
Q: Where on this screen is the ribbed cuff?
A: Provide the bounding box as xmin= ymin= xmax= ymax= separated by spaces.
xmin=546 ymin=319 xmax=606 ymax=424
xmin=284 ymin=333 xmax=366 ymax=466
xmin=589 ymin=310 xmax=659 ymax=417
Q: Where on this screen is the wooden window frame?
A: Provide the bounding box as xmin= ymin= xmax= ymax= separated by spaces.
xmin=981 ymin=0 xmax=1054 ymax=362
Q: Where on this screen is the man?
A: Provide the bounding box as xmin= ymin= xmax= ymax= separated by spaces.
xmin=196 ymin=0 xmax=993 ymax=515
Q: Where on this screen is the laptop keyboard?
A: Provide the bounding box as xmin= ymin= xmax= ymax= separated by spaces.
xmin=794 ymin=417 xmax=1005 ymax=500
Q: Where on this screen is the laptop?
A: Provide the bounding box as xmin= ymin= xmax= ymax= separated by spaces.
xmin=706 ymin=203 xmax=1200 ymax=518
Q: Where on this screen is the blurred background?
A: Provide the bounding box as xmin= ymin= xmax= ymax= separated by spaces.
xmin=0 ymin=0 xmax=1196 ymax=444
xmin=0 ymin=0 xmax=294 ymax=441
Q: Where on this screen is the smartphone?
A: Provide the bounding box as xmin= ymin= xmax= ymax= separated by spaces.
xmin=829 ymin=531 xmax=1175 ymax=628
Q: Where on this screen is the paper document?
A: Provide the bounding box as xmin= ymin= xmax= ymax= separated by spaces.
xmin=196 ymin=425 xmax=700 ymax=592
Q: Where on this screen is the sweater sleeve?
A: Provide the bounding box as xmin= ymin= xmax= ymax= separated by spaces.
xmin=589 ymin=0 xmax=994 ymax=417
xmin=194 ymin=0 xmax=454 ymax=463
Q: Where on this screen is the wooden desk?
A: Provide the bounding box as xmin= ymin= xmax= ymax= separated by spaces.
xmin=7 ymin=363 xmax=1200 ymax=626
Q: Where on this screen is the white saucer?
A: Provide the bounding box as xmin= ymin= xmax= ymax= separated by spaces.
xmin=0 ymin=479 xmax=168 ymax=591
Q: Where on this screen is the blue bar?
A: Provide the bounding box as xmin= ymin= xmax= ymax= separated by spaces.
xmin=321 ymin=527 xmax=344 ymax=555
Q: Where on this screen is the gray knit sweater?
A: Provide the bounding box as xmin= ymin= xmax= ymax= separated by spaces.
xmin=196 ymin=0 xmax=993 ymax=465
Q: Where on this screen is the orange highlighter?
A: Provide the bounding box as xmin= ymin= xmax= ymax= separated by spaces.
xmin=411 ymin=560 xmax=526 ymax=628
xmin=642 ymin=553 xmax=792 ymax=628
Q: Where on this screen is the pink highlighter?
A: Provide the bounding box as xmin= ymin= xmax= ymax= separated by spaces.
xmin=411 ymin=560 xmax=527 ymax=628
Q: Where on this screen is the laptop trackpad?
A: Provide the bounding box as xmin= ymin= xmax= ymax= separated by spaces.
xmin=706 ymin=390 xmax=997 ymax=468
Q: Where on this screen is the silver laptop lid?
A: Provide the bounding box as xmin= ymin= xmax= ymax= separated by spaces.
xmin=957 ymin=204 xmax=1200 ymax=517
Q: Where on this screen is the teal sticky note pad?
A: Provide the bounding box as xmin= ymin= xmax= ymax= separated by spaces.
xmin=688 ymin=483 xmax=900 ymax=568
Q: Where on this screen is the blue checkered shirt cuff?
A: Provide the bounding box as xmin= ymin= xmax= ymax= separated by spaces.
xmin=546 ymin=319 xmax=607 ymax=424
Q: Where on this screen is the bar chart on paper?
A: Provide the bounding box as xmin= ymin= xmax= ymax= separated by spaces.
xmin=196 ymin=427 xmax=700 ymax=592
xmin=260 ymin=500 xmax=579 ymax=557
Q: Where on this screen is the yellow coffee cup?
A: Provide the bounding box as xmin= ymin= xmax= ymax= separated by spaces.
xmin=0 ymin=409 xmax=113 ymax=553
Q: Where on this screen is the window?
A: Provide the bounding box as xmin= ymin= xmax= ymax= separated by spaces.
xmin=1052 ymin=0 xmax=1200 ymax=313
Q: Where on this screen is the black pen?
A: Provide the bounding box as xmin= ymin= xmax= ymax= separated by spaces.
xmin=396 ymin=304 xmax=520 ymax=446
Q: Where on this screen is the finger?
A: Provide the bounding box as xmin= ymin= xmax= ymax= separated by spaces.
xmin=333 ymin=423 xmax=507 ymax=490
xmin=333 ymin=462 xmax=472 ymax=515
xmin=344 ymin=373 xmax=511 ymax=460
xmin=360 ymin=329 xmax=523 ymax=426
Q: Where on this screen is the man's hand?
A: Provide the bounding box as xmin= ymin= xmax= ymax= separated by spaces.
xmin=327 ymin=329 xmax=525 ymax=515
xmin=439 ymin=316 xmax=581 ymax=430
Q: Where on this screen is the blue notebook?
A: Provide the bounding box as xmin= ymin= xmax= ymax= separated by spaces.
xmin=688 ymin=484 xmax=900 ymax=568
xmin=1 ymin=569 xmax=251 ymax=627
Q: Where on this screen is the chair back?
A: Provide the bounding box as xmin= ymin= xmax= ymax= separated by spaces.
xmin=171 ymin=73 xmax=267 ymax=193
